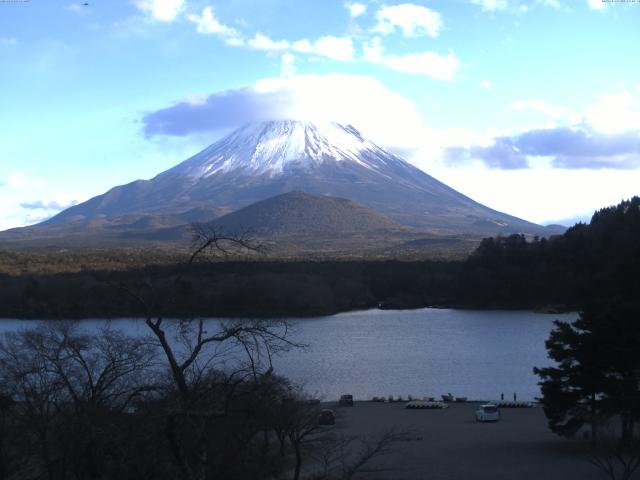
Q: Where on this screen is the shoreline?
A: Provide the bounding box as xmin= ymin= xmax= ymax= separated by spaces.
xmin=0 ymin=303 xmax=578 ymax=321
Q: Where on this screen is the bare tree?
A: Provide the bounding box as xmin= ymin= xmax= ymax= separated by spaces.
xmin=189 ymin=222 xmax=260 ymax=263
xmin=0 ymin=326 xmax=69 ymax=480
xmin=285 ymin=396 xmax=324 ymax=480
xmin=119 ymin=224 xmax=302 ymax=480
xmin=0 ymin=321 xmax=157 ymax=480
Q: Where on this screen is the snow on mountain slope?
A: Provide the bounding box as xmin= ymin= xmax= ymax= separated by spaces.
xmin=161 ymin=120 xmax=392 ymax=178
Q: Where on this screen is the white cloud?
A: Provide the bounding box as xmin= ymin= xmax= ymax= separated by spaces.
xmin=382 ymin=51 xmax=460 ymax=80
xmin=6 ymin=172 xmax=46 ymax=189
xmin=187 ymin=6 xmax=244 ymax=45
xmin=431 ymin=164 xmax=640 ymax=224
xmin=0 ymin=210 xmax=50 ymax=231
xmin=291 ymin=39 xmax=313 ymax=53
xmin=183 ymin=4 xmax=455 ymax=76
xmin=508 ymin=99 xmax=579 ymax=123
xmin=539 ymin=0 xmax=561 ymax=8
xmin=480 ymin=80 xmax=493 ymax=89
xmin=246 ymin=33 xmax=354 ymax=61
xmin=280 ymin=53 xmax=296 ymax=78
xmin=20 ymin=197 xmax=80 ymax=211
xmin=363 ymin=36 xmax=384 ymax=63
xmin=132 ymin=0 xmax=185 ymax=22
xmin=587 ymin=0 xmax=606 ymax=10
xmin=0 ymin=189 xmax=85 ymax=231
xmin=254 ymin=74 xmax=426 ymax=148
xmin=586 ymin=91 xmax=640 ymax=133
xmin=373 ymin=3 xmax=443 ymax=38
xmin=361 ymin=37 xmax=460 ymax=80
xmin=144 ymin=73 xmax=426 ymax=151
xmin=311 ymin=36 xmax=354 ymax=61
xmin=472 ymin=0 xmax=509 ymax=11
xmin=0 ymin=175 xmax=84 ymax=227
xmin=472 ymin=0 xmax=570 ymax=14
xmin=346 ymin=2 xmax=367 ymax=18
xmin=185 ymin=6 xmax=355 ymax=62
xmin=249 ymin=33 xmax=290 ymax=51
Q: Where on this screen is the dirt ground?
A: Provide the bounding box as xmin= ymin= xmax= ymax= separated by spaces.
xmin=326 ymin=401 xmax=602 ymax=480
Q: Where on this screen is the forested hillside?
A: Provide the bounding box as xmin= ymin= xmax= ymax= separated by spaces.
xmin=1 ymin=198 xmax=639 ymax=318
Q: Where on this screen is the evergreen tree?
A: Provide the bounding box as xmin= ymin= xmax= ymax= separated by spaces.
xmin=535 ymin=303 xmax=640 ymax=445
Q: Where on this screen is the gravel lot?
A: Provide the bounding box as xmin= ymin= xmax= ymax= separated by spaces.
xmin=326 ymin=401 xmax=601 ymax=480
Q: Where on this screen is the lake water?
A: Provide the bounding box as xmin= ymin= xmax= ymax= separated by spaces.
xmin=0 ymin=308 xmax=577 ymax=402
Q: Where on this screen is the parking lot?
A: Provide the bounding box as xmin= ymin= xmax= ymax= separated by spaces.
xmin=327 ymin=401 xmax=601 ymax=480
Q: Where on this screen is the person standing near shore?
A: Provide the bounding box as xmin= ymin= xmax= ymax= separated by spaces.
xmin=501 ymin=393 xmax=504 ymax=400
xmin=513 ymin=392 xmax=517 ymax=401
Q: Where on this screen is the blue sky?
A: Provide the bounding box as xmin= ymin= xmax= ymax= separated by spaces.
xmin=1 ymin=0 xmax=639 ymax=229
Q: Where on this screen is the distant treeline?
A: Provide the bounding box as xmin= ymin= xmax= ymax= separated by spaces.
xmin=1 ymin=197 xmax=639 ymax=319
xmin=461 ymin=196 xmax=640 ymax=308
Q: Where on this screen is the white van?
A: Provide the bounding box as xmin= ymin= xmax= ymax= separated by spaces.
xmin=475 ymin=404 xmax=500 ymax=422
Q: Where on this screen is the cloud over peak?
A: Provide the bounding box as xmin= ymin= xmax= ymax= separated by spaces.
xmin=142 ymin=73 xmax=424 ymax=149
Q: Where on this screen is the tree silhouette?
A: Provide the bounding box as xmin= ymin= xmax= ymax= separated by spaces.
xmin=535 ymin=302 xmax=640 ymax=446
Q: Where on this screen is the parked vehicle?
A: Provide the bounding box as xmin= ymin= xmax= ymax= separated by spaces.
xmin=475 ymin=404 xmax=500 ymax=422
xmin=339 ymin=394 xmax=354 ymax=406
xmin=318 ymin=409 xmax=336 ymax=425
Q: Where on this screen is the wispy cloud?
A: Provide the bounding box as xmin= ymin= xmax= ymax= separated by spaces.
xmin=472 ymin=0 xmax=509 ymax=11
xmin=362 ymin=37 xmax=460 ymax=80
xmin=186 ymin=7 xmax=355 ymax=61
xmin=586 ymin=92 xmax=640 ymax=133
xmin=132 ymin=0 xmax=185 ymax=22
xmin=248 ymin=33 xmax=355 ymax=61
xmin=507 ymin=99 xmax=579 ymax=123
xmin=20 ymin=199 xmax=79 ymax=211
xmin=280 ymin=53 xmax=296 ymax=78
xmin=372 ymin=3 xmax=443 ymax=38
xmin=181 ymin=3 xmax=458 ymax=79
xmin=345 ymin=2 xmax=367 ymax=18
xmin=5 ymin=172 xmax=46 ymax=189
xmin=470 ymin=0 xmax=569 ymax=14
xmin=587 ymin=0 xmax=606 ymax=10
xmin=187 ymin=6 xmax=244 ymax=45
xmin=381 ymin=50 xmax=460 ymax=80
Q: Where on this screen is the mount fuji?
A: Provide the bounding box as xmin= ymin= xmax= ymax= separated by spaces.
xmin=1 ymin=120 xmax=561 ymax=249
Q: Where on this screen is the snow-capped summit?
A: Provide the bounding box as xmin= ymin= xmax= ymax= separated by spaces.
xmin=162 ymin=120 xmax=393 ymax=178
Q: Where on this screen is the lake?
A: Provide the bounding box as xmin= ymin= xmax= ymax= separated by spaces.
xmin=0 ymin=308 xmax=576 ymax=402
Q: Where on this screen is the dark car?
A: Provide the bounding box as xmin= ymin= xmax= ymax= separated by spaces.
xmin=339 ymin=394 xmax=354 ymax=406
xmin=318 ymin=409 xmax=336 ymax=425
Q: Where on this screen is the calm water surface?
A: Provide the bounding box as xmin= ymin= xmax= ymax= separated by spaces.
xmin=0 ymin=308 xmax=576 ymax=402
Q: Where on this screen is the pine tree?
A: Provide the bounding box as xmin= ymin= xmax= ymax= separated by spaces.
xmin=535 ymin=303 xmax=640 ymax=445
